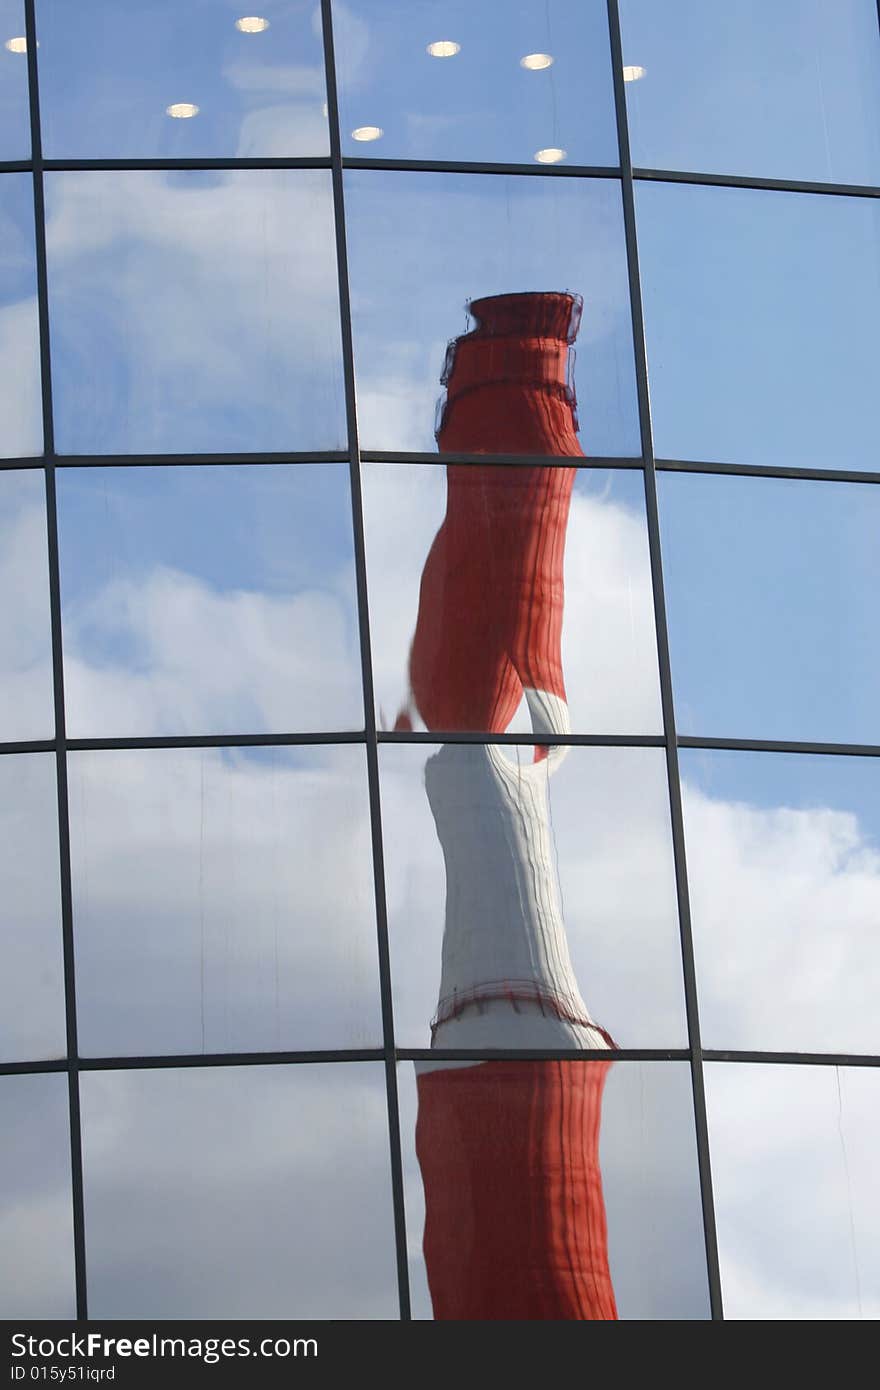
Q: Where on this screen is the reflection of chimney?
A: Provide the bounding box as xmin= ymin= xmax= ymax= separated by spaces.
xmin=407 ymin=292 xmax=584 ymax=740
xmin=417 ymin=1060 xmax=616 ymax=1320
xmin=437 ymin=290 xmax=583 ymax=457
xmin=410 ymin=292 xmax=618 ymax=1320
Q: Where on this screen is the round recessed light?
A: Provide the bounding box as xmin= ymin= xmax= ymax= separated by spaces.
xmin=351 ymin=125 xmax=383 ymax=142
xmin=166 ymin=102 xmax=200 ymax=119
xmin=4 ymin=36 xmax=28 ymax=53
xmin=520 ymin=53 xmax=553 ymax=70
xmin=622 ymin=65 xmax=646 ymax=82
xmin=235 ymin=16 xmax=269 ymax=33
xmin=426 ymin=40 xmax=460 ymax=58
xmin=534 ymin=146 xmax=566 ymax=164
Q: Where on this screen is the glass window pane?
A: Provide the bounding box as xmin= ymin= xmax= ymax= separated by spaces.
xmin=0 ymin=753 xmax=64 ymax=1062
xmin=45 ymin=170 xmax=346 ymax=456
xmin=637 ymin=182 xmax=880 ymax=471
xmin=659 ymin=473 xmax=880 ymax=743
xmin=683 ymin=749 xmax=880 ymax=1055
xmin=346 ymin=172 xmax=640 ymax=457
xmin=382 ymin=744 xmax=685 ymax=1049
xmin=0 ymin=1 xmax=30 ymax=159
xmin=335 ymin=0 xmax=618 ymax=166
xmin=37 ymin=0 xmax=328 ymax=159
xmin=70 ymin=745 xmax=381 ymax=1057
xmin=399 ymin=1059 xmax=708 ymax=1319
xmin=364 ymin=464 xmax=661 ymax=736
xmin=0 ymin=470 xmax=53 ymax=740
xmin=620 ymin=0 xmax=880 ymax=185
xmin=0 ymin=174 xmax=41 ymax=458
xmin=57 ymin=464 xmax=363 ymax=738
xmin=81 ymin=1062 xmax=398 ymax=1318
xmin=0 ymin=1072 xmax=75 ymax=1318
xmin=707 ymin=1062 xmax=879 ymax=1319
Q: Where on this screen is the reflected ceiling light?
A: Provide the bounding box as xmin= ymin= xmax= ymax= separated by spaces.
xmin=235 ymin=16 xmax=270 ymax=33
xmin=534 ymin=146 xmax=566 ymax=164
xmin=4 ymin=36 xmax=28 ymax=53
xmin=166 ymin=102 xmax=200 ymax=118
xmin=622 ymin=64 xmax=646 ymax=81
xmin=352 ymin=125 xmax=383 ymax=141
xmin=426 ymin=40 xmax=460 ymax=58
xmin=520 ymin=53 xmax=553 ymax=70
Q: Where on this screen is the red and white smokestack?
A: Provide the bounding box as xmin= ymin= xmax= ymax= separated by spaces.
xmin=407 ymin=292 xmax=618 ymax=1319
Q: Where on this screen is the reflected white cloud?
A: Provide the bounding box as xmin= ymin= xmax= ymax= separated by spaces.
xmin=685 ymin=778 xmax=880 ymax=1054
xmin=0 ymin=755 xmax=64 ymax=1063
xmin=80 ymin=1063 xmax=398 ymax=1319
xmin=69 ymin=746 xmax=382 ymax=1056
xmin=0 ymin=1073 xmax=75 ymax=1319
xmin=707 ymin=1063 xmax=880 ymax=1319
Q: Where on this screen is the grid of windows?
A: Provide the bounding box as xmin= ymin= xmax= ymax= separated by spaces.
xmin=2 ymin=0 xmax=879 ymax=1320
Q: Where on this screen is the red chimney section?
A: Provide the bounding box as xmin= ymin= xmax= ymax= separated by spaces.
xmin=404 ymin=292 xmax=582 ymax=737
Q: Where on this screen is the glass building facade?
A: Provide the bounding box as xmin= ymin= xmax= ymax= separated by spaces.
xmin=1 ymin=0 xmax=879 ymax=1321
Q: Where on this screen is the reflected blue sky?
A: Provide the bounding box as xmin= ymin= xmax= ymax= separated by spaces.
xmin=36 ymin=0 xmax=328 ymax=158
xmin=620 ymin=0 xmax=880 ymax=184
xmin=0 ymin=1 xmax=29 ymax=160
xmin=637 ymin=182 xmax=880 ymax=470
xmin=335 ymin=0 xmax=618 ymax=166
xmin=660 ymin=473 xmax=880 ymax=743
xmin=45 ymin=169 xmax=346 ymax=456
xmin=346 ymin=172 xmax=640 ymax=455
xmin=0 ymin=469 xmax=54 ymax=740
xmin=0 ymin=173 xmax=41 ymax=458
xmin=56 ymin=464 xmax=363 ymax=737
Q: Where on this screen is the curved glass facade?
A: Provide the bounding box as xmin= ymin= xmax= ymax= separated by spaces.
xmin=2 ymin=0 xmax=879 ymax=1322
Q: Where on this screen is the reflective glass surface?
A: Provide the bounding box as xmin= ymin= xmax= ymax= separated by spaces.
xmin=683 ymin=749 xmax=880 ymax=1056
xmin=707 ymin=1063 xmax=879 ymax=1319
xmin=660 ymin=474 xmax=880 ymax=744
xmin=382 ymin=744 xmax=684 ymax=1049
xmin=81 ymin=1063 xmax=398 ymax=1318
xmin=45 ymin=170 xmax=346 ymax=456
xmin=364 ymin=464 xmax=661 ymax=736
xmin=37 ymin=0 xmax=329 ymax=159
xmin=0 ymin=470 xmax=53 ymax=740
xmin=346 ymin=173 xmax=640 ymax=456
xmin=0 ymin=1073 xmax=75 ymax=1318
xmin=69 ymin=745 xmax=381 ymax=1057
xmin=0 ymin=174 xmax=41 ymax=458
xmin=57 ymin=465 xmax=363 ymax=738
xmin=0 ymin=753 xmax=64 ymax=1062
xmin=620 ymin=0 xmax=880 ymax=185
xmin=335 ymin=0 xmax=618 ymax=166
xmin=399 ymin=1060 xmax=709 ymax=1320
xmin=0 ymin=1 xmax=30 ymax=160
xmin=637 ymin=182 xmax=880 ymax=470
